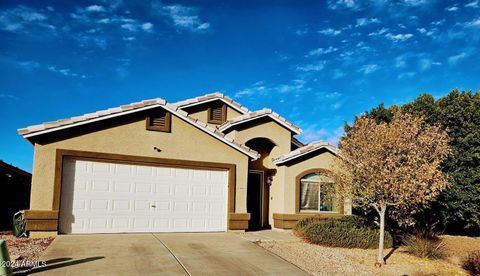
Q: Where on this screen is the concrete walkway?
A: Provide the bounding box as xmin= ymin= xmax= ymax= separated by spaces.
xmin=31 ymin=233 xmax=308 ymax=275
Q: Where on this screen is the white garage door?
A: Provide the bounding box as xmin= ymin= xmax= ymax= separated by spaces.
xmin=59 ymin=158 xmax=229 ymax=234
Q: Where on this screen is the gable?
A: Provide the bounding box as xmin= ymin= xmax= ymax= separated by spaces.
xmin=32 ymin=108 xmax=253 ymax=163
xmin=218 ymin=109 xmax=301 ymax=135
xmin=181 ymin=100 xmax=243 ymax=125
xmin=225 ymin=118 xmax=293 ymax=156
xmin=19 ymin=100 xmax=259 ymax=159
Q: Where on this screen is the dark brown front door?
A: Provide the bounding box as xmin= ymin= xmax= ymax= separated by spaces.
xmin=247 ymin=171 xmax=263 ymax=231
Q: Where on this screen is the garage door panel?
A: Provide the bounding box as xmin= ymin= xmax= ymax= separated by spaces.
xmin=91 ymin=180 xmax=109 ymax=192
xmin=60 ymin=158 xmax=228 ymax=233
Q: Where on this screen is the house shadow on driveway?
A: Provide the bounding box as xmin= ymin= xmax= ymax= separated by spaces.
xmin=33 ymin=233 xmax=308 ymax=275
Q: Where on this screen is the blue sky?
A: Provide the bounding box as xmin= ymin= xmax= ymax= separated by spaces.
xmin=1 ymin=0 xmax=479 ymax=172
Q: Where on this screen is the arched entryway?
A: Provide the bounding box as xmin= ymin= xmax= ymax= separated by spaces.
xmin=245 ymin=137 xmax=277 ymax=230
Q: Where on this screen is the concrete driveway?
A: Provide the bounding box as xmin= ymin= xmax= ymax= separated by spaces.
xmin=30 ymin=233 xmax=308 ymax=275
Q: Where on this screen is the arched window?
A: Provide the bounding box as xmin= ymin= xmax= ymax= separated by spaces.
xmin=299 ymin=172 xmax=337 ymax=212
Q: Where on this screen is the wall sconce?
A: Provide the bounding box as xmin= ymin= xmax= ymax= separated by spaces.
xmin=153 ymin=146 xmax=162 ymax=152
xmin=266 ymin=175 xmax=273 ymax=186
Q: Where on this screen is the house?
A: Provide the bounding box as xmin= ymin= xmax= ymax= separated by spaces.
xmin=18 ymin=93 xmax=351 ymax=237
xmin=0 ymin=160 xmax=31 ymax=230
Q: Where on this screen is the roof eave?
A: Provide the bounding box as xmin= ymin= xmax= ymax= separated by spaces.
xmin=19 ymin=102 xmax=260 ymax=161
xmin=274 ymin=146 xmax=338 ymax=166
xmin=175 ymin=97 xmax=249 ymax=115
xmin=219 ymin=114 xmax=301 ymax=135
xmin=19 ymin=104 xmax=163 ymax=139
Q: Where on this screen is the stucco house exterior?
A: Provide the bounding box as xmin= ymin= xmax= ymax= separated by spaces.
xmin=18 ymin=93 xmax=351 ymax=236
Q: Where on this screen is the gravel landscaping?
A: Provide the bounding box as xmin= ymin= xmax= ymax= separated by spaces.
xmin=257 ymin=238 xmax=471 ymax=276
xmin=0 ymin=231 xmax=54 ymax=275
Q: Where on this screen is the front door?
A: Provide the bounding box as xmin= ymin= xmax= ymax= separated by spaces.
xmin=247 ymin=171 xmax=263 ymax=231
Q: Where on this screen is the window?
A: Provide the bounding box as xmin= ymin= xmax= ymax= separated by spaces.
xmin=207 ymin=103 xmax=227 ymax=124
xmin=146 ymin=111 xmax=171 ymax=132
xmin=299 ymin=172 xmax=337 ymax=212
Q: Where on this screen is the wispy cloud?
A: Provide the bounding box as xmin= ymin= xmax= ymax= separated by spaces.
xmin=395 ymin=56 xmax=407 ymax=68
xmin=385 ymin=33 xmax=414 ymax=42
xmin=299 ymin=126 xmax=344 ymax=145
xmin=0 ymin=5 xmax=54 ymax=33
xmin=15 ymin=60 xmax=41 ymax=70
xmin=327 ymin=0 xmax=360 ymax=10
xmin=417 ymin=27 xmax=434 ymax=36
xmin=2 ymin=57 xmax=87 ymax=78
xmin=296 ymin=61 xmax=326 ymax=72
xmin=401 ymin=0 xmax=429 ymax=6
xmin=0 ymin=93 xmax=20 ymax=100
xmin=368 ymin=27 xmax=388 ymax=36
xmin=446 ymin=6 xmax=459 ymax=11
xmin=153 ymin=2 xmax=210 ymax=33
xmin=448 ymin=52 xmax=469 ymax=64
xmin=418 ymin=58 xmax=441 ymax=70
xmin=120 ymin=21 xmax=153 ymax=32
xmin=465 ymin=1 xmax=479 ymax=8
xmin=85 ymin=5 xmax=106 ymax=13
xmin=48 ymin=66 xmax=86 ymax=78
xmin=332 ymin=69 xmax=346 ymax=79
xmin=234 ymin=79 xmax=310 ymax=99
xmin=306 ymin=46 xmax=338 ymax=57
xmin=115 ymin=58 xmax=130 ymax=78
xmin=463 ymin=18 xmax=480 ymax=28
xmin=398 ymin=72 xmax=416 ymax=79
xmin=318 ymin=28 xmax=342 ymax=36
xmin=358 ymin=64 xmax=379 ymax=74
xmin=295 ymin=27 xmax=309 ymax=36
xmin=355 ymin=17 xmax=380 ymax=27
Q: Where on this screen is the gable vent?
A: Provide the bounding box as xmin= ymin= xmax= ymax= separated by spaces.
xmin=208 ymin=104 xmax=226 ymax=124
xmin=150 ymin=116 xmax=166 ymax=127
xmin=146 ymin=111 xmax=171 ymax=132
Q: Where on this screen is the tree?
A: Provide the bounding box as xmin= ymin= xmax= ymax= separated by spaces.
xmin=333 ymin=112 xmax=451 ymax=266
xmin=347 ymin=90 xmax=480 ymax=235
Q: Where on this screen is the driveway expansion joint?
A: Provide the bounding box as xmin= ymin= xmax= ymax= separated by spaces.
xmin=151 ymin=233 xmax=191 ymax=276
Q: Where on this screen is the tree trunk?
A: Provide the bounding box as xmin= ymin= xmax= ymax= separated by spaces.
xmin=376 ymin=204 xmax=387 ymax=267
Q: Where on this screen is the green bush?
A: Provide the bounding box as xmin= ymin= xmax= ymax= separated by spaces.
xmin=403 ymin=231 xmax=446 ymax=259
xmin=463 ymin=250 xmax=480 ymax=276
xmin=295 ymin=215 xmax=393 ymax=249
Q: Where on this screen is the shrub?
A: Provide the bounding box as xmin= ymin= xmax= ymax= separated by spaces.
xmin=403 ymin=231 xmax=446 ymax=259
xmin=463 ymin=251 xmax=480 ymax=276
xmin=295 ymin=215 xmax=393 ymax=249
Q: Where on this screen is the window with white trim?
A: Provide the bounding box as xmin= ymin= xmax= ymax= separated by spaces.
xmin=299 ymin=173 xmax=337 ymax=212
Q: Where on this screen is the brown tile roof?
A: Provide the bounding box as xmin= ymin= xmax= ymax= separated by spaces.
xmin=274 ymin=140 xmax=338 ymax=165
xmin=18 ymin=98 xmax=260 ymax=160
xmin=218 ymin=108 xmax=302 ymax=135
xmin=172 ymin=92 xmax=250 ymax=114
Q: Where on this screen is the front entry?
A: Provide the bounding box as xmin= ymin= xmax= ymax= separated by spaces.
xmin=247 ymin=171 xmax=264 ymax=231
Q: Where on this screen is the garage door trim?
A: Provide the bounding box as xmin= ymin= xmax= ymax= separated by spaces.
xmin=52 ymin=149 xmax=237 ymax=220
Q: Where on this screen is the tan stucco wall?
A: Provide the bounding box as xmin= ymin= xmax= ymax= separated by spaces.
xmin=281 ymin=151 xmax=351 ymax=215
xmin=224 ymin=120 xmax=294 ymax=226
xmin=226 ymin=121 xmax=292 ymax=156
xmin=187 ymin=106 xmax=242 ymax=127
xmin=30 ymin=110 xmax=250 ymax=213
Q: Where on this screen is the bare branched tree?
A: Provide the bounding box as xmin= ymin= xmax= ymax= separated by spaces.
xmin=332 ymin=111 xmax=451 ymax=266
